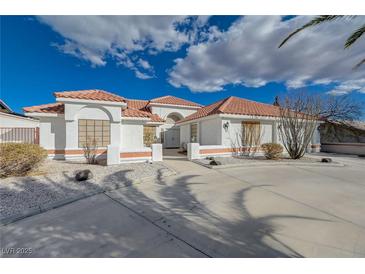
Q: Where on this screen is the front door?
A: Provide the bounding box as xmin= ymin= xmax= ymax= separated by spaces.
xmin=164 ymin=127 xmax=180 ymax=148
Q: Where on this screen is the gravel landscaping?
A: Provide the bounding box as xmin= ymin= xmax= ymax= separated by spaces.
xmin=195 ymin=155 xmax=342 ymax=168
xmin=0 ymin=160 xmax=175 ymax=220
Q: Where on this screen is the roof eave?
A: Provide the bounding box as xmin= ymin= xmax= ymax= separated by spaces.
xmin=148 ymin=102 xmax=202 ymax=109
xmin=56 ymin=97 xmax=127 ymax=108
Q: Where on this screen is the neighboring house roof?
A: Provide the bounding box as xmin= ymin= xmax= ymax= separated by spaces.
xmin=0 ymin=99 xmax=12 ymax=112
xmin=23 ymin=102 xmax=65 ymax=114
xmin=149 ymin=95 xmax=203 ymax=107
xmin=326 ymin=120 xmax=365 ymax=132
xmin=177 ymin=96 xmax=281 ymax=124
xmin=0 ymin=99 xmax=39 ymax=121
xmin=54 ymin=89 xmax=126 ymax=103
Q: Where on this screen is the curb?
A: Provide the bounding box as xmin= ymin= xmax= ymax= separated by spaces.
xmin=193 ymin=160 xmax=345 ymax=169
xmin=0 ymin=170 xmax=176 ymax=226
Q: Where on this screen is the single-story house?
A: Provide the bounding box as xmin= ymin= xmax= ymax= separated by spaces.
xmin=23 ymin=89 xmax=202 ymax=162
xmin=0 ymin=99 xmax=40 ymax=144
xmin=176 ymin=96 xmax=321 ymax=159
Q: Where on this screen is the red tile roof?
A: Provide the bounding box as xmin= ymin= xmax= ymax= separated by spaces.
xmin=122 ymin=108 xmax=164 ymax=122
xmin=23 ymin=102 xmax=65 ymax=114
xmin=23 ymin=90 xmax=203 ymax=123
xmin=54 ymin=89 xmax=126 ymax=103
xmin=150 ymin=95 xmax=202 ymax=107
xmin=126 ymin=99 xmax=149 ymax=110
xmin=177 ymin=96 xmax=281 ymax=123
xmin=124 ymin=99 xmax=164 ymax=122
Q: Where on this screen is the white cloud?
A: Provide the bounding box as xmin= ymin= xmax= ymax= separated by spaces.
xmin=138 ymin=59 xmax=152 ymax=70
xmin=38 ymin=15 xmax=208 ymax=79
xmin=327 ymin=79 xmax=365 ymax=95
xmin=169 ymin=16 xmax=365 ymax=93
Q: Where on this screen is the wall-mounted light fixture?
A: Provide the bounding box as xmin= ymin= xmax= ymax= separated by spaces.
xmin=223 ymin=121 xmax=230 ymax=131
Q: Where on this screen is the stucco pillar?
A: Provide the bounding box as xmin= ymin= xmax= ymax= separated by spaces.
xmin=110 ymin=122 xmax=121 ymax=147
xmin=107 ymin=144 xmax=120 ymax=165
xmin=152 ymin=143 xmax=163 ymax=162
xmin=65 ymin=120 xmax=78 ymax=150
xmin=311 ymin=124 xmax=321 ymax=153
xmin=187 ymin=143 xmax=200 ymax=160
xmin=272 ymin=121 xmax=278 ymax=143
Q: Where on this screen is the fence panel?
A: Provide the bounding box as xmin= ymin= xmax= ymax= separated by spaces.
xmin=0 ymin=127 xmax=39 ymax=144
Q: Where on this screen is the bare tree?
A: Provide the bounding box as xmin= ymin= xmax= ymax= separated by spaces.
xmin=277 ymin=92 xmax=362 ymax=159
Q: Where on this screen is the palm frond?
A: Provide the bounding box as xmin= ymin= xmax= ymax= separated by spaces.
xmin=278 ymin=15 xmax=344 ymax=48
xmin=345 ymin=24 xmax=365 ymax=48
xmin=353 ymin=57 xmax=365 ymax=69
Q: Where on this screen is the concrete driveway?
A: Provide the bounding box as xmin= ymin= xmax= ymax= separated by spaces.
xmin=1 ymin=155 xmax=365 ymax=257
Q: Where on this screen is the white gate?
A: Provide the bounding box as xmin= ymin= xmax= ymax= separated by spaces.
xmin=164 ymin=127 xmax=180 ymax=148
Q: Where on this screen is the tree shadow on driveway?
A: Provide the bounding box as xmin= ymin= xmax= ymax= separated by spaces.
xmin=104 ymin=169 xmax=333 ymax=257
xmin=1 ymin=168 xmax=333 ymax=258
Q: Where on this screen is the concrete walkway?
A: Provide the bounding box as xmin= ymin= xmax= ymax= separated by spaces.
xmin=1 ymin=155 xmax=365 ymax=257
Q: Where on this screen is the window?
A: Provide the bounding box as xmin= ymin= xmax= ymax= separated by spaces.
xmin=78 ymin=119 xmax=110 ymax=147
xmin=144 ymin=126 xmax=156 ymax=147
xmin=190 ymin=123 xmax=198 ymax=142
xmin=242 ymin=121 xmax=261 ymax=146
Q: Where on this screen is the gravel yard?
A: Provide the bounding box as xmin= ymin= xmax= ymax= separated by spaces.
xmin=0 ymin=160 xmax=175 ymax=220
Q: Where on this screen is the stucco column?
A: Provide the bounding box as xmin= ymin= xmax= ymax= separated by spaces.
xmin=272 ymin=121 xmax=278 ymax=143
xmin=311 ymin=124 xmax=321 ymax=153
xmin=110 ymin=122 xmax=121 ymax=147
xmin=65 ymin=120 xmax=78 ymax=150
xmin=187 ymin=143 xmax=200 ymax=160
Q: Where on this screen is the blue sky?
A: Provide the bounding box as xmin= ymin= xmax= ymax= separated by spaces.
xmin=1 ymin=16 xmax=365 ymax=116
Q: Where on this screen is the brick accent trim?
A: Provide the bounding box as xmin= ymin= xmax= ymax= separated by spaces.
xmin=310 ymin=144 xmax=321 ymax=148
xmin=120 ymin=151 xmax=152 ymax=158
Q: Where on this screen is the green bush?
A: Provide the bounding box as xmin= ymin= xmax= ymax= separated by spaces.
xmin=261 ymin=143 xmax=283 ymax=160
xmin=0 ymin=143 xmax=47 ymax=178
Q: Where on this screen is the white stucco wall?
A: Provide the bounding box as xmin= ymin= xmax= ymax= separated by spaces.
xmin=63 ymin=102 xmax=122 ymax=150
xmin=38 ymin=116 xmax=66 ymax=150
xmin=121 ymin=120 xmax=145 ymax=150
xmin=150 ymin=105 xmax=198 ymax=121
xmin=0 ymin=113 xmax=39 ymax=128
xmin=222 ymin=119 xmax=242 ymax=147
xmin=179 ymin=124 xmax=190 ymax=146
xmin=199 ymin=118 xmax=222 ymax=145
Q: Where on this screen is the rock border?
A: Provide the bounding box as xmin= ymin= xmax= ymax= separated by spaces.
xmin=193 ymin=159 xmax=345 ymax=169
xmin=0 ymin=170 xmax=176 ymax=226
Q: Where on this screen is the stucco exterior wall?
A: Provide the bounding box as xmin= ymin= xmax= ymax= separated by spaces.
xmin=38 ymin=116 xmax=66 ymax=150
xmin=150 ymin=105 xmax=197 ymax=120
xmin=179 ymin=124 xmax=190 ymax=146
xmin=0 ymin=113 xmax=39 ymax=128
xmin=121 ymin=120 xmax=145 ymax=150
xmin=199 ymin=118 xmax=222 ymax=145
xmin=183 ymin=117 xmax=275 ymax=148
xmin=63 ymin=102 xmax=122 ymax=150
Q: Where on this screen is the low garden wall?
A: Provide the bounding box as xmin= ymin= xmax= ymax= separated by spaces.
xmin=321 ymin=142 xmax=365 ymax=155
xmin=187 ymin=143 xmax=262 ymax=160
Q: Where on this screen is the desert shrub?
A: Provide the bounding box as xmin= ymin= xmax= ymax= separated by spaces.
xmin=0 ymin=143 xmax=47 ymax=178
xmin=261 ymin=143 xmax=283 ymax=160
xmin=82 ymin=138 xmax=98 ymax=164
